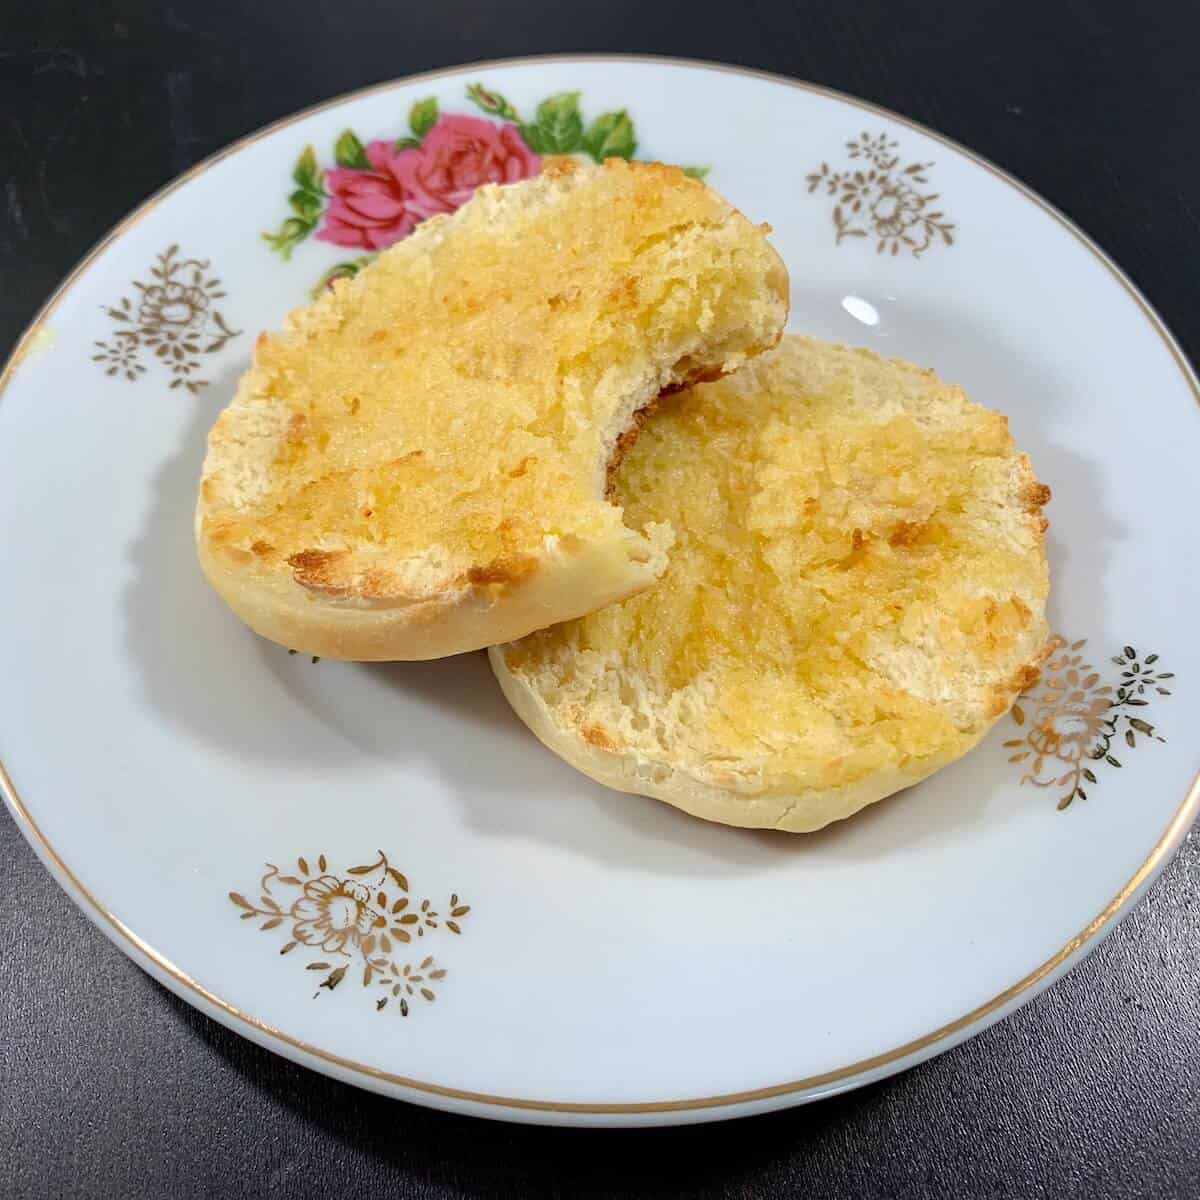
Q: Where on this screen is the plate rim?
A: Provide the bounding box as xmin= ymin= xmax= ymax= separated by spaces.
xmin=2 ymin=52 xmax=1198 ymax=1122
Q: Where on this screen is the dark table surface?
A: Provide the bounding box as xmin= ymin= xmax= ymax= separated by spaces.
xmin=3 ymin=2 xmax=1199 ymax=1196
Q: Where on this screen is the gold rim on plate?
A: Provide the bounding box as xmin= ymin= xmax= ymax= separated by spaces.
xmin=1 ymin=55 xmax=1198 ymax=1117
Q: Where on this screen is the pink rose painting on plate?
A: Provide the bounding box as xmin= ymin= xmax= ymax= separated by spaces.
xmin=316 ymin=141 xmax=427 ymax=251
xmin=318 ymin=115 xmax=541 ymax=250
xmin=263 ymin=82 xmax=706 ymax=294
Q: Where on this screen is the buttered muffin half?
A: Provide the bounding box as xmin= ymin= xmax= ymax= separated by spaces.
xmin=196 ymin=160 xmax=788 ymax=660
xmin=490 ymin=336 xmax=1052 ymax=832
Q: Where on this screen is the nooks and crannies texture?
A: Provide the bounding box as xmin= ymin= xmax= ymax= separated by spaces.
xmin=196 ymin=159 xmax=788 ymax=659
xmin=491 ymin=336 xmax=1051 ymax=832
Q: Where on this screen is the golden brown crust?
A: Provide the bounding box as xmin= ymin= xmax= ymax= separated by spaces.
xmin=604 ymin=364 xmax=732 ymax=498
xmin=195 ymin=160 xmax=788 ymax=660
xmin=888 ymin=519 xmax=928 ymax=548
xmin=1021 ymin=480 xmax=1053 ymax=512
xmin=492 ymin=335 xmax=1052 ymax=832
xmin=986 ymin=641 xmax=1054 ymax=719
xmin=465 ymin=556 xmax=539 ymax=588
xmin=582 ymin=722 xmax=619 ymax=751
xmin=1020 ymin=477 xmax=1053 ymax=534
xmin=286 ymin=548 xmax=352 ymax=595
xmin=605 ymin=397 xmax=660 ymax=497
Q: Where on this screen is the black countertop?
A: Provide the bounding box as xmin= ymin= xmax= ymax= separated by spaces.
xmin=2 ymin=2 xmax=1199 ymax=1196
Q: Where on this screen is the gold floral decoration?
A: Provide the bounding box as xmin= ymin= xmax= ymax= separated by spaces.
xmin=1005 ymin=639 xmax=1174 ymax=810
xmin=92 ymin=245 xmax=241 ymax=394
xmin=229 ymin=850 xmax=471 ymax=1017
xmin=806 ymin=131 xmax=955 ymax=257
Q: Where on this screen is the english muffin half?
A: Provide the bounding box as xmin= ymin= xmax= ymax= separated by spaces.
xmin=196 ymin=160 xmax=788 ymax=659
xmin=490 ymin=336 xmax=1052 ymax=832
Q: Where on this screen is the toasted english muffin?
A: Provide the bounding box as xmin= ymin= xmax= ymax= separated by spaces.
xmin=490 ymin=336 xmax=1051 ymax=832
xmin=196 ymin=160 xmax=788 ymax=660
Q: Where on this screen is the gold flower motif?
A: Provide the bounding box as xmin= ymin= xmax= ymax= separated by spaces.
xmin=806 ymin=131 xmax=955 ymax=258
xmin=91 ymin=334 xmax=145 ymax=381
xmin=95 ymin=246 xmax=240 ymax=394
xmin=291 ymin=876 xmax=381 ymax=953
xmin=870 ymin=184 xmax=923 ymax=237
xmin=847 ymin=131 xmax=899 ymax=166
xmin=230 ymin=851 xmax=471 ymax=1018
xmin=1025 ymin=694 xmax=1111 ymax=763
xmin=1006 ymin=639 xmax=1173 ymax=809
xmin=137 ymin=280 xmax=210 ymax=329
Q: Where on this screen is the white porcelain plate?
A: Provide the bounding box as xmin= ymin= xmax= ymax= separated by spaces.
xmin=2 ymin=56 xmax=1198 ymax=1127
